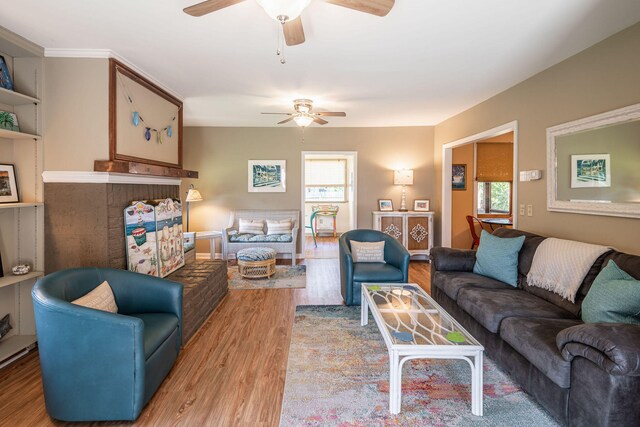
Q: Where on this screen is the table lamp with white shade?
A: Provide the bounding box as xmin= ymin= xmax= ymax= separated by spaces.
xmin=394 ymin=169 xmax=414 ymax=212
xmin=185 ymin=184 xmax=203 ymax=232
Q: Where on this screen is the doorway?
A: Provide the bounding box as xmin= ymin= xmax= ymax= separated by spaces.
xmin=441 ymin=122 xmax=518 ymax=248
xmin=301 ymin=151 xmax=357 ymax=259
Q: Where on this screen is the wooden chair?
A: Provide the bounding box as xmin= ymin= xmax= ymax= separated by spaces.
xmin=466 ymin=215 xmax=487 ymax=250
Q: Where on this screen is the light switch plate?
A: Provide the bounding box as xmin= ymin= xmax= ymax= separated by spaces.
xmin=527 ymin=205 xmax=533 ymax=216
xmin=519 ymin=204 xmax=525 ymax=216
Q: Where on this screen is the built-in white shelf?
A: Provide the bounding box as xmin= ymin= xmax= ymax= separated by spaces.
xmin=0 ymin=128 xmax=40 ymax=140
xmin=0 ymin=334 xmax=37 ymax=365
xmin=0 ymin=271 xmax=44 ymax=290
xmin=0 ymin=87 xmax=39 ymax=106
xmin=0 ymin=202 xmax=43 ymax=210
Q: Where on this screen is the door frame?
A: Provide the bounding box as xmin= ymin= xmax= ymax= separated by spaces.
xmin=301 ymin=151 xmax=358 ymax=255
xmin=441 ymin=121 xmax=519 ymax=247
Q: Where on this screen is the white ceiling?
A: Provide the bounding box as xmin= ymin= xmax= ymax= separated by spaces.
xmin=2 ymin=0 xmax=640 ymax=127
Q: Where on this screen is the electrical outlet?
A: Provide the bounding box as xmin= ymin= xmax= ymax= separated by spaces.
xmin=519 ymin=204 xmax=525 ymax=216
xmin=527 ymin=205 xmax=533 ymax=217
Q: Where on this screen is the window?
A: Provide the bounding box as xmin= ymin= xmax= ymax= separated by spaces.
xmin=477 ymin=182 xmax=511 ymax=214
xmin=305 ymin=159 xmax=347 ymax=202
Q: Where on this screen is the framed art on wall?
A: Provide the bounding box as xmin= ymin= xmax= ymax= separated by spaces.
xmin=378 ymin=199 xmax=393 ymax=211
xmin=452 ymin=164 xmax=467 ymax=191
xmin=248 ymin=160 xmax=286 ymax=192
xmin=0 ymin=164 xmax=19 ymax=203
xmin=414 ymin=199 xmax=430 ymax=211
xmin=571 ymin=154 xmax=611 ymax=188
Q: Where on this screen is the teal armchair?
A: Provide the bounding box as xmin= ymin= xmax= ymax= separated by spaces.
xmin=32 ymin=268 xmax=183 ymax=422
xmin=339 ymin=229 xmax=410 ymax=305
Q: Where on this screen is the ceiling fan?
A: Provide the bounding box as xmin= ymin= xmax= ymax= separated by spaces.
xmin=183 ymin=1 xmax=395 ymax=48
xmin=262 ymin=99 xmax=346 ymax=127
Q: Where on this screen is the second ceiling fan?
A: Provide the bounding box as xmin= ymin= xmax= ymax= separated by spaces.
xmin=184 ymin=0 xmax=395 ymax=47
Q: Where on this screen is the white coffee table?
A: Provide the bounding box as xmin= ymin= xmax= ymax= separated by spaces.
xmin=195 ymin=230 xmax=222 ymax=260
xmin=361 ymin=283 xmax=484 ymax=416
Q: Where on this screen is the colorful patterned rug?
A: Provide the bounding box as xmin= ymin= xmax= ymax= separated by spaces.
xmin=280 ymin=306 xmax=560 ymax=427
xmin=228 ymin=265 xmax=306 ymax=290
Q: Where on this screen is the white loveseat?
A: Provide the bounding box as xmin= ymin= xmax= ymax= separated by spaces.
xmin=223 ymin=210 xmax=300 ymax=265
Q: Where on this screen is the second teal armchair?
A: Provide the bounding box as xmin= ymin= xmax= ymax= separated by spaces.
xmin=339 ymin=229 xmax=410 ymax=305
xmin=32 ymin=268 xmax=183 ymax=422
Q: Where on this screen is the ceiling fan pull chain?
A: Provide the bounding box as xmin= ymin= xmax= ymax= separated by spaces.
xmin=277 ymin=19 xmax=286 ymax=64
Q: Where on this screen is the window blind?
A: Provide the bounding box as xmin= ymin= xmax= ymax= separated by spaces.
xmin=476 ymin=142 xmax=513 ymax=182
xmin=305 ymin=159 xmax=346 ymax=186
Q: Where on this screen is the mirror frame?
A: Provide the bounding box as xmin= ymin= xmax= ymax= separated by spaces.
xmin=547 ymin=102 xmax=640 ymax=218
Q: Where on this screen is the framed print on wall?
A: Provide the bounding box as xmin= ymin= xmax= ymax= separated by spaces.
xmin=414 ymin=199 xmax=430 ymax=211
xmin=571 ymin=154 xmax=611 ymax=188
xmin=248 ymin=160 xmax=286 ymax=192
xmin=0 ymin=164 xmax=19 ymax=203
xmin=378 ymin=199 xmax=393 ymax=211
xmin=452 ymin=164 xmax=467 ymax=191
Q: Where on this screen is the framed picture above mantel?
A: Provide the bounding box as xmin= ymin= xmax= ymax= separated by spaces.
xmin=109 ymin=58 xmax=183 ymax=169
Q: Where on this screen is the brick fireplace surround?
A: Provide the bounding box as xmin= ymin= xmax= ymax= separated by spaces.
xmin=43 ymin=172 xmax=228 ymax=344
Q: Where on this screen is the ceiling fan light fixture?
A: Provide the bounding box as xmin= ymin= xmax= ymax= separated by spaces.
xmin=293 ymin=114 xmax=314 ymax=127
xmin=256 ymin=0 xmax=311 ymax=21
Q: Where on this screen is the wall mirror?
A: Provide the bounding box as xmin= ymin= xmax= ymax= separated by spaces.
xmin=547 ymin=102 xmax=640 ymax=218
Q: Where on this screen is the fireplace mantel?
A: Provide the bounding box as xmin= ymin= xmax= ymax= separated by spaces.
xmin=42 ymin=171 xmax=182 ymax=185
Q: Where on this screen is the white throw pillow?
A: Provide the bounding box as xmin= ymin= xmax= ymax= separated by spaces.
xmin=351 ymin=241 xmax=386 ymax=263
xmin=238 ymin=219 xmax=265 ymax=235
xmin=71 ymin=281 xmax=118 ymax=313
xmin=267 ymin=219 xmax=292 ymax=235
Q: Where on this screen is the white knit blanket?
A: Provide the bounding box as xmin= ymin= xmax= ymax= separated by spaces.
xmin=526 ymin=238 xmax=610 ymax=302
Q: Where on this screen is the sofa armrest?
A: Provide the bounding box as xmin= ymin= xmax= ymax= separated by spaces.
xmin=557 ymin=323 xmax=640 ymax=376
xmin=430 ymin=246 xmax=476 ymax=272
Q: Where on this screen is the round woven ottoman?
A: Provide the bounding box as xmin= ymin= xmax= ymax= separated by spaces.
xmin=237 ymin=247 xmax=277 ymax=279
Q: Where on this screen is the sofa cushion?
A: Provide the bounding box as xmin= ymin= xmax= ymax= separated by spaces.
xmin=457 ymin=288 xmax=576 ymax=333
xmin=129 ymin=313 xmax=179 ymax=359
xmin=582 ymin=260 xmax=640 ymax=325
xmin=229 ymin=233 xmax=293 ymax=243
xmin=238 ymin=218 xmax=265 ymax=235
xmin=432 ymin=271 xmax=515 ymax=301
xmin=353 ymin=263 xmax=403 ymax=283
xmin=500 ymin=317 xmax=582 ymax=388
xmin=493 ymin=228 xmax=546 ymax=277
xmin=473 ymin=230 xmax=525 ymax=286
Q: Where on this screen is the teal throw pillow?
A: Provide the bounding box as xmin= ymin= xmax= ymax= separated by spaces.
xmin=473 ymin=230 xmax=525 ymax=287
xmin=582 ymin=260 xmax=640 ymax=324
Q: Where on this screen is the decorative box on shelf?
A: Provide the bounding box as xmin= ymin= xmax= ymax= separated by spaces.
xmin=372 ymin=211 xmax=434 ymax=259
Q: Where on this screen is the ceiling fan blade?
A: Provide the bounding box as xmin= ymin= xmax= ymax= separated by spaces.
xmin=261 ymin=112 xmax=293 ymax=115
xmin=283 ymin=17 xmax=305 ymax=46
xmin=313 ymin=117 xmax=329 ymax=125
xmin=277 ymin=117 xmax=295 ymax=125
xmin=315 ymin=112 xmax=346 ymax=117
xmin=183 ymin=0 xmax=245 ymax=17
xmin=324 ymin=0 xmax=394 ymax=17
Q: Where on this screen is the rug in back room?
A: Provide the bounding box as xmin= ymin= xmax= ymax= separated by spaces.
xmin=280 ymin=305 xmax=559 ymax=427
xmin=228 ymin=265 xmax=306 ymax=290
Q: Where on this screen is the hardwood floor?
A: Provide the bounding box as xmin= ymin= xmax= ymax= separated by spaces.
xmin=0 ymin=247 xmax=431 ymax=427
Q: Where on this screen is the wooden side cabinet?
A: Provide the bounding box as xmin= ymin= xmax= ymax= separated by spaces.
xmin=372 ymin=211 xmax=434 ymax=258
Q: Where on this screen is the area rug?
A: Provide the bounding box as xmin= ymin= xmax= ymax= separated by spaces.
xmin=228 ymin=265 xmax=306 ymax=290
xmin=280 ymin=306 xmax=559 ymax=427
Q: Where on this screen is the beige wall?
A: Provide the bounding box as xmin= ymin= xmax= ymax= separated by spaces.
xmin=451 ymin=144 xmax=474 ymax=249
xmin=434 ymin=22 xmax=640 ymax=255
xmin=182 ymin=126 xmax=434 ymax=254
xmin=44 ymin=58 xmax=109 ymax=171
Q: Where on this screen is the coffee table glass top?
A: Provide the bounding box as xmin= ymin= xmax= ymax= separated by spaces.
xmin=363 ymin=283 xmax=481 ymax=347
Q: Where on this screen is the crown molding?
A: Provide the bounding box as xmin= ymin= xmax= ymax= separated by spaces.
xmin=42 ymin=171 xmax=182 ymax=186
xmin=44 ymin=48 xmax=183 ymax=101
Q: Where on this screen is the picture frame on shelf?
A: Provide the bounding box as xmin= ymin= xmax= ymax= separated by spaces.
xmin=248 ymin=160 xmax=286 ymax=192
xmin=571 ymin=154 xmax=611 ymax=188
xmin=0 ymin=164 xmax=18 ymax=203
xmin=0 ymin=56 xmax=13 ymax=91
xmin=452 ymin=164 xmax=467 ymax=191
xmin=413 ymin=199 xmax=430 ymax=211
xmin=378 ymin=199 xmax=393 ymax=211
xmin=0 ymin=111 xmax=19 ymax=132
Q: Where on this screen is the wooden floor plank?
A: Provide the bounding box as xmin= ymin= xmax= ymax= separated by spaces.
xmin=0 ymin=238 xmax=431 ymax=427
